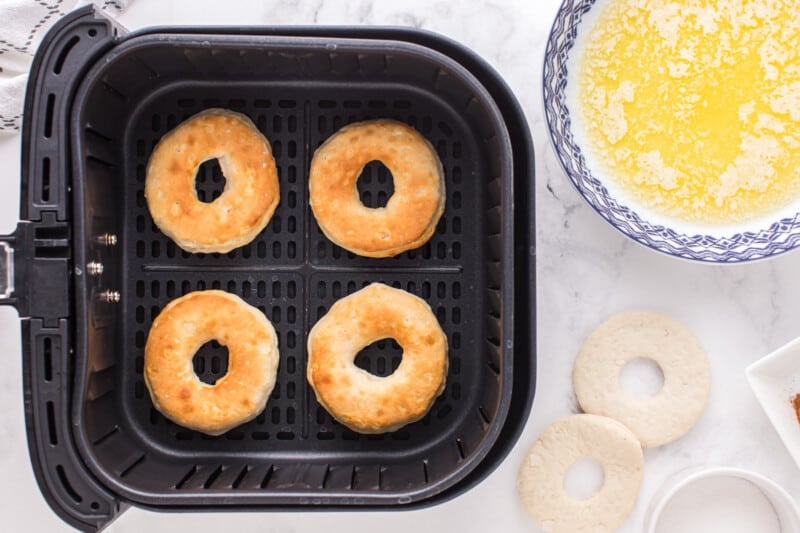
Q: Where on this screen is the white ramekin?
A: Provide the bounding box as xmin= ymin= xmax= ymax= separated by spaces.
xmin=645 ymin=466 xmax=800 ymax=533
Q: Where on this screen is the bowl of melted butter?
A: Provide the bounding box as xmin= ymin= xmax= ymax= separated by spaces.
xmin=544 ymin=0 xmax=800 ymax=261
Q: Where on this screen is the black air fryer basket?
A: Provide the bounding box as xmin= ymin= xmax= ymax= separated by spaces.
xmin=0 ymin=6 xmax=536 ymax=531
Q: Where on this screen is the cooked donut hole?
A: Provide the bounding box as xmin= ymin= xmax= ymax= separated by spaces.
xmin=356 ymin=160 xmax=394 ymax=208
xmin=195 ymin=158 xmax=226 ymax=203
xmin=192 ymin=340 xmax=229 ymax=385
xmin=563 ymin=456 xmax=605 ymax=501
xmin=353 ymin=338 xmax=402 ymax=377
xmin=619 ymin=357 xmax=664 ymax=400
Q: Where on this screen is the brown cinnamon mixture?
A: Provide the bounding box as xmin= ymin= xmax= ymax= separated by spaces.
xmin=792 ymin=394 xmax=800 ymax=424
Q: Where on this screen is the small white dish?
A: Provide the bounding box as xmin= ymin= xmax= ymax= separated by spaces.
xmin=645 ymin=466 xmax=800 ymax=533
xmin=746 ymin=336 xmax=800 ymax=470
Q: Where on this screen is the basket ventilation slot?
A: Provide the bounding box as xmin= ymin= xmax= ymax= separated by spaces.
xmin=231 ymin=465 xmax=250 ymax=489
xmin=44 ymin=94 xmax=55 ymax=138
xmin=259 ymin=465 xmax=274 ymax=489
xmin=455 ymin=438 xmax=466 ymax=460
xmin=175 ymin=466 xmax=197 ymax=489
xmin=119 ymin=455 xmax=146 ymax=478
xmin=41 ymin=158 xmax=51 ymax=202
xmin=43 ymin=337 xmax=53 ymax=381
xmin=55 ymin=465 xmax=82 ymax=503
xmin=203 ymin=466 xmax=223 ymax=489
xmin=53 ymin=35 xmax=80 ymax=74
xmin=46 ymin=401 xmax=58 ymax=445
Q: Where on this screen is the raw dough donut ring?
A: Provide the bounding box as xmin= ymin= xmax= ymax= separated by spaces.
xmin=145 ymin=108 xmax=280 ymax=253
xmin=573 ymin=311 xmax=711 ymax=447
xmin=144 ymin=290 xmax=279 ymax=436
xmin=306 ymin=283 xmax=448 ymax=433
xmin=308 ymin=119 xmax=445 ymax=258
xmin=517 ymin=414 xmax=644 ymax=533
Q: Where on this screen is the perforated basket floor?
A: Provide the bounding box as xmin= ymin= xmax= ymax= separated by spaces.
xmin=71 ymin=34 xmax=514 ymax=507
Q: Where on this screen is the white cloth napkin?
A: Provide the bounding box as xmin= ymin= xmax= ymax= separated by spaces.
xmin=0 ymin=0 xmax=133 ymax=134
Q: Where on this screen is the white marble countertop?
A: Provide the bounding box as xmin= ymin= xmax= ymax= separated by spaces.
xmin=1 ymin=0 xmax=799 ymax=531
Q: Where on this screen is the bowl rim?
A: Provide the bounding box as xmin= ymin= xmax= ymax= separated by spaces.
xmin=542 ymin=0 xmax=800 ymax=264
xmin=644 ymin=466 xmax=800 ymax=532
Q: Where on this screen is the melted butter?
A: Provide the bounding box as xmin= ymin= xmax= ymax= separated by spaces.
xmin=578 ymin=0 xmax=800 ymax=224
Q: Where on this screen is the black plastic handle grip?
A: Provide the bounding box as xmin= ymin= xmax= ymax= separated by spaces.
xmin=0 ymin=231 xmax=17 ymax=307
xmin=0 ymin=221 xmax=69 ymax=322
xmin=17 ymin=5 xmax=126 ymax=531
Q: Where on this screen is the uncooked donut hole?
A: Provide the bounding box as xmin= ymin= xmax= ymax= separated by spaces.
xmin=563 ymin=456 xmax=605 ymax=501
xmin=619 ymin=357 xmax=665 ymax=400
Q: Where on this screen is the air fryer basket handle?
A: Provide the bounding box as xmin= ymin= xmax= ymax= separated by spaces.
xmin=0 ymin=221 xmax=71 ymax=320
xmin=16 ymin=5 xmax=127 ymax=532
xmin=0 ymin=231 xmax=17 ymax=307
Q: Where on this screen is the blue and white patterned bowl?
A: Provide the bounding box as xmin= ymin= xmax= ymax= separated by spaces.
xmin=543 ymin=0 xmax=800 ymax=263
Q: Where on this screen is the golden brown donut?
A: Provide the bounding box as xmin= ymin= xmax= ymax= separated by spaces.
xmin=307 ymin=283 xmax=448 ymax=433
xmin=309 ymin=119 xmax=445 ymax=258
xmin=145 ymin=108 xmax=280 ymax=253
xmin=144 ymin=290 xmax=279 ymax=436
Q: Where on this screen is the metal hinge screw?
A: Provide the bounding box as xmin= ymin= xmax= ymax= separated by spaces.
xmin=86 ymin=261 xmax=104 ymax=276
xmin=98 ymin=290 xmax=120 ymax=303
xmin=97 ymin=233 xmax=118 ymax=246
